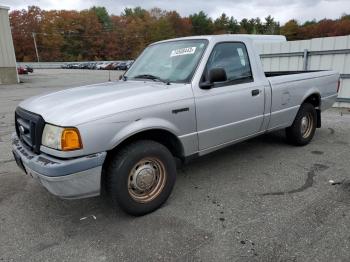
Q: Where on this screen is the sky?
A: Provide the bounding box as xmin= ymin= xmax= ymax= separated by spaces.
xmin=1 ymin=0 xmax=350 ymax=24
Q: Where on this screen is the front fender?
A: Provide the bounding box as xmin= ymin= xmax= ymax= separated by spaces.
xmin=110 ymin=117 xmax=181 ymax=149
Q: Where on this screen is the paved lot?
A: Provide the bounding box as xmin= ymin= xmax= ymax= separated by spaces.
xmin=1 ymin=69 xmax=350 ymax=261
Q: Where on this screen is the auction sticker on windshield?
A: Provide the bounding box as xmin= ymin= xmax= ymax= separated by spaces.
xmin=170 ymin=47 xmax=197 ymax=57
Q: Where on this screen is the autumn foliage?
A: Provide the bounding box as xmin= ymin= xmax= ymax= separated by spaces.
xmin=281 ymin=16 xmax=350 ymax=40
xmin=9 ymin=6 xmax=350 ymax=62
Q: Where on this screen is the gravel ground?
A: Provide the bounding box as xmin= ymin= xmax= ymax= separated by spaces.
xmin=0 ymin=69 xmax=350 ymax=262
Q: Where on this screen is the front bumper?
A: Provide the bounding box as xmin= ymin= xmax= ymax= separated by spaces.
xmin=12 ymin=133 xmax=107 ymax=199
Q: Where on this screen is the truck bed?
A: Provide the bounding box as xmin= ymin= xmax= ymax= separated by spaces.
xmin=264 ymin=69 xmax=339 ymax=119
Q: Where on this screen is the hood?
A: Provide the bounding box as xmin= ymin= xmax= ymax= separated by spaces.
xmin=19 ymin=80 xmax=192 ymax=126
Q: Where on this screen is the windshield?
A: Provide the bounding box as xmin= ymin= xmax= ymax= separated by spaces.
xmin=125 ymin=39 xmax=208 ymax=83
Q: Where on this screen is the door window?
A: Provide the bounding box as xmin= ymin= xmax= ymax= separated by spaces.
xmin=204 ymin=42 xmax=253 ymax=86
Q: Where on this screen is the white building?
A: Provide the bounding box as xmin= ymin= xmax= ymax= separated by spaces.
xmin=0 ymin=5 xmax=18 ymax=84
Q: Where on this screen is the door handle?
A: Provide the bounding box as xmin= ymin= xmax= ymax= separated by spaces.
xmin=251 ymin=89 xmax=260 ymax=96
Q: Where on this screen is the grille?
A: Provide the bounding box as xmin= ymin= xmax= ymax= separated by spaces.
xmin=15 ymin=107 xmax=45 ymax=154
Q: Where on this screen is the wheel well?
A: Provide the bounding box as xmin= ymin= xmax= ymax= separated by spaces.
xmin=101 ymin=129 xmax=184 ymax=195
xmin=120 ymin=129 xmax=183 ymax=157
xmin=303 ymin=93 xmax=321 ymax=128
xmin=104 ymin=129 xmax=184 ymax=167
xmin=303 ymin=93 xmax=320 ymax=108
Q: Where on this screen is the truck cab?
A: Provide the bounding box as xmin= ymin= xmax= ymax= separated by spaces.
xmin=12 ymin=35 xmax=339 ymax=216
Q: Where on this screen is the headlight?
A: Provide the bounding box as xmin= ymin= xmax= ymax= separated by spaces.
xmin=41 ymin=124 xmax=82 ymax=151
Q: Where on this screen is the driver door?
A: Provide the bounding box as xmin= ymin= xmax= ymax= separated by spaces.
xmin=194 ymin=42 xmax=266 ymax=151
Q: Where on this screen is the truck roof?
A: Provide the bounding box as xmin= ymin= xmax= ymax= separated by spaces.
xmin=153 ymin=34 xmax=286 ymax=45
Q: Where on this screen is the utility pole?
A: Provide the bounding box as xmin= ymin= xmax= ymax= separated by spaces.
xmin=32 ymin=32 xmax=40 ymax=62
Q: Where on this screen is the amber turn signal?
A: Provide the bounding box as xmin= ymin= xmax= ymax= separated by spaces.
xmin=61 ymin=128 xmax=82 ymax=151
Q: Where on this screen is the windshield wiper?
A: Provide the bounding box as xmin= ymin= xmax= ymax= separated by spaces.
xmin=132 ymin=74 xmax=170 ymax=85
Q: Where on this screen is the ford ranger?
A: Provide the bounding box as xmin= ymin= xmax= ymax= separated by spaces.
xmin=12 ymin=35 xmax=339 ymax=216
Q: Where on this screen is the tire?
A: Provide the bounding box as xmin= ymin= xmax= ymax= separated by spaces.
xmin=286 ymin=103 xmax=317 ymax=146
xmin=106 ymin=140 xmax=176 ymax=216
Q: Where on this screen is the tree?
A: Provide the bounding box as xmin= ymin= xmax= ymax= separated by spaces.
xmin=302 ymin=19 xmax=317 ymax=27
xmin=254 ymin=18 xmax=264 ymax=34
xmin=340 ymin=14 xmax=350 ymax=20
xmin=166 ymin=11 xmax=192 ymax=36
xmin=189 ymin=11 xmax=213 ymax=35
xmin=280 ymin=19 xmax=299 ymax=40
xmin=10 ymin=6 xmax=43 ymax=61
xmin=123 ymin=7 xmax=147 ymax=19
xmin=9 ymin=6 xmax=350 ymax=62
xmin=240 ymin=18 xmax=255 ymax=34
xmin=149 ymin=7 xmax=166 ymax=19
xmin=227 ymin=17 xmax=240 ymax=34
xmin=39 ymin=10 xmax=65 ymax=61
xmin=214 ymin=13 xmax=230 ymax=34
xmin=90 ymin=6 xmax=111 ymax=29
xmin=264 ymin=15 xmax=279 ymax=34
xmin=334 ymin=18 xmax=350 ymax=36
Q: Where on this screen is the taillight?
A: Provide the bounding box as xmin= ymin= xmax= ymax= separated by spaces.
xmin=337 ymin=79 xmax=340 ymax=93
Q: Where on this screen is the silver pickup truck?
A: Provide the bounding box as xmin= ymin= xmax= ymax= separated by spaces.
xmin=12 ymin=35 xmax=339 ymax=215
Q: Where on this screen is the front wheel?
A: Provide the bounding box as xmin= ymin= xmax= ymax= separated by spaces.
xmin=106 ymin=140 xmax=176 ymax=216
xmin=286 ymin=103 xmax=317 ymax=146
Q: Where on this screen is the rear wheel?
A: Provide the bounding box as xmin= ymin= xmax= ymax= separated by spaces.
xmin=106 ymin=140 xmax=176 ymax=216
xmin=286 ymin=103 xmax=317 ymax=146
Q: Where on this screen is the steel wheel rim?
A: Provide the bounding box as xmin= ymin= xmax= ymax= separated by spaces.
xmin=301 ymin=113 xmax=313 ymax=138
xmin=128 ymin=157 xmax=166 ymax=203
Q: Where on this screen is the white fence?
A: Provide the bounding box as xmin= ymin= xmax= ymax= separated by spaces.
xmin=257 ymin=35 xmax=350 ymax=107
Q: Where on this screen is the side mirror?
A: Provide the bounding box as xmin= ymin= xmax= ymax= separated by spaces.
xmin=199 ymin=68 xmax=227 ymax=89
